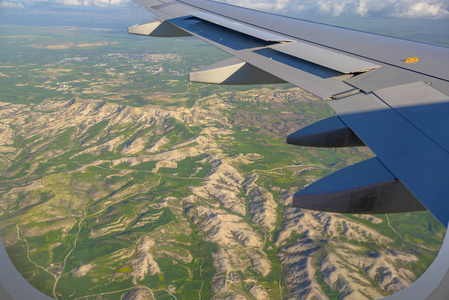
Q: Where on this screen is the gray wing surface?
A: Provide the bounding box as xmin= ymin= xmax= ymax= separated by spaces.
xmin=129 ymin=0 xmax=449 ymax=226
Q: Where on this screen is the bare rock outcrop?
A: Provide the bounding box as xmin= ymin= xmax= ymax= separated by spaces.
xmin=354 ymin=214 xmax=383 ymax=224
xmin=191 ymin=158 xmax=246 ymax=215
xmin=245 ymin=249 xmax=271 ymax=276
xmin=212 ymin=248 xmax=230 ymax=273
xmin=120 ymin=136 xmax=147 ymax=155
xmin=128 ymin=237 xmax=161 ymax=284
xmin=111 ymin=147 xmax=202 ymax=167
xmin=0 ymin=124 xmax=14 ymax=145
xmin=185 ymin=205 xmax=262 ymax=248
xmin=364 ymin=249 xmax=417 ymax=294
xmin=72 ymin=263 xmax=95 ymax=277
xmin=211 ymin=273 xmax=229 ymax=295
xmin=320 ymin=252 xmax=383 ymax=299
xmin=275 ymin=205 xmax=417 ymax=299
xmin=23 ymin=99 xmax=173 ymax=140
xmin=244 ymin=175 xmax=277 ymax=231
xmin=146 ymin=137 xmax=169 ymax=153
xmin=122 ymin=288 xmax=155 ymax=300
xmin=224 ymin=293 xmax=247 ymax=300
xmin=70 ymin=135 xmax=126 ymax=158
xmin=278 ymin=238 xmax=328 ymax=300
xmin=275 ymin=208 xmax=391 ymax=246
xmin=320 ymin=245 xmax=417 ymax=299
xmin=249 ymin=284 xmax=270 ymax=300
xmin=278 ymin=190 xmax=293 ymax=206
xmin=171 ymin=135 xmax=210 ymax=150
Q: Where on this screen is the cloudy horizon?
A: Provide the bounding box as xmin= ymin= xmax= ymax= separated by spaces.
xmin=1 ymin=0 xmax=449 ymax=19
xmin=218 ymin=0 xmax=449 ymax=19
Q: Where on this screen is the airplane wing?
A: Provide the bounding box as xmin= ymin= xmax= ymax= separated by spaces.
xmin=127 ymin=1 xmax=449 ymax=299
xmin=128 ymin=0 xmax=449 ymax=225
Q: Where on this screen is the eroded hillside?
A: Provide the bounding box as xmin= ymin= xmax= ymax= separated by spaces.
xmin=0 ymin=89 xmax=444 ymax=299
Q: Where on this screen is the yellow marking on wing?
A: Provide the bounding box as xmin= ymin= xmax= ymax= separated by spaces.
xmin=403 ymin=57 xmax=419 ymax=64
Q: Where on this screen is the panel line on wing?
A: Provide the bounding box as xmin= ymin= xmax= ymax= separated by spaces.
xmin=372 ymin=82 xmax=449 ymax=154
xmin=330 ymin=93 xmax=449 ymax=225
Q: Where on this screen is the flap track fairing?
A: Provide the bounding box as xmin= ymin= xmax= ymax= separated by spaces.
xmin=189 ymin=57 xmax=286 ymax=85
xmin=293 ymin=157 xmax=426 ymax=214
xmin=287 ymin=116 xmax=365 ymax=148
xmin=128 ymin=19 xmax=192 ymax=37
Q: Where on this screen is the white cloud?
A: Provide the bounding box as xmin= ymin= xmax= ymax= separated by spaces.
xmin=0 ymin=0 xmax=129 ymax=8
xmin=392 ymin=1 xmax=449 ymax=18
xmin=220 ymin=0 xmax=449 ymax=19
xmin=0 ymin=1 xmax=25 ymax=8
xmin=55 ymin=0 xmax=129 ymax=5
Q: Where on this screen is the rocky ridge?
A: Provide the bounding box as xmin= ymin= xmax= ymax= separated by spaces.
xmin=0 ymin=89 xmax=441 ymax=299
xmin=128 ymin=237 xmax=161 ymax=284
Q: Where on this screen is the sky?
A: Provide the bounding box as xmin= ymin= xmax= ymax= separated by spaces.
xmin=0 ymin=0 xmax=448 ymax=45
xmin=0 ymin=1 xmax=149 ymax=29
xmin=1 ymin=0 xmax=449 ymax=19
xmin=219 ymin=0 xmax=449 ymax=19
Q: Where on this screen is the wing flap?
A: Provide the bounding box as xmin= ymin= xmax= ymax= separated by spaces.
xmin=130 ymin=0 xmax=382 ymax=99
xmin=167 ymin=16 xmax=355 ymax=98
xmin=293 ymin=157 xmax=424 ymax=214
xmin=272 ymin=42 xmax=380 ymax=74
xmin=188 ymin=11 xmax=292 ymax=42
xmin=236 ymin=50 xmax=354 ymax=99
